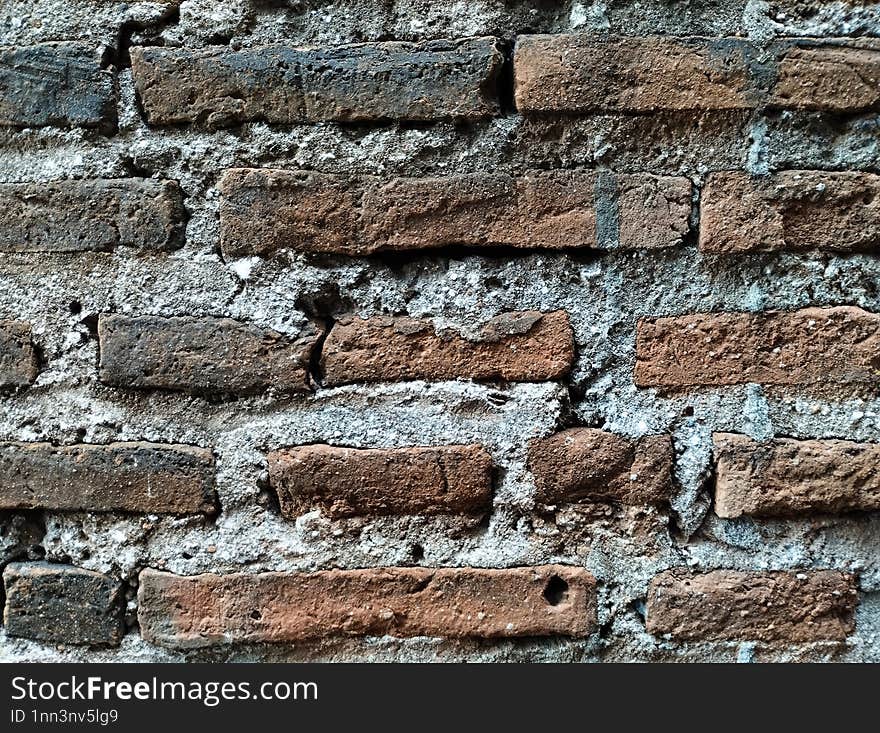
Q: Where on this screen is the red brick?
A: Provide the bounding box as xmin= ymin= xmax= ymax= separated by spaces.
xmin=771 ymin=47 xmax=880 ymax=111
xmin=0 ymin=441 xmax=217 ymax=514
xmin=634 ymin=306 xmax=880 ymax=389
xmin=268 ymin=444 xmax=493 ymax=519
xmin=0 ymin=321 xmax=38 ymax=390
xmin=514 ymin=36 xmax=753 ymax=113
xmin=137 ymin=565 xmax=597 ymax=648
xmin=714 ymin=432 xmax=880 ymax=518
xmin=98 ymin=314 xmax=320 ymax=396
xmin=3 ymin=563 xmax=124 ymax=646
xmin=130 ymin=39 xmax=502 ymax=127
xmin=646 ymin=569 xmax=857 ymax=642
xmin=700 ymin=170 xmax=880 ymax=254
xmin=320 ymin=311 xmax=575 ymax=385
xmin=0 ymin=179 xmax=186 ymax=253
xmin=218 ymin=168 xmax=691 ymax=258
xmin=528 ymin=429 xmax=674 ymax=506
xmin=514 ymin=36 xmax=880 ymax=115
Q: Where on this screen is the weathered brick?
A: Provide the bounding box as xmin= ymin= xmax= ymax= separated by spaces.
xmin=514 ymin=36 xmax=754 ymax=113
xmin=268 ymin=444 xmax=493 ymax=519
xmin=0 ymin=43 xmax=116 ymax=130
xmin=0 ymin=441 xmax=217 ymax=514
xmin=220 ymin=169 xmax=361 ymax=258
xmin=130 ymin=39 xmax=502 ymax=127
xmin=0 ymin=179 xmax=186 ymax=253
xmin=528 ymin=429 xmax=674 ymax=506
xmin=714 ymin=432 xmax=880 ymax=518
xmin=700 ymin=171 xmax=880 ymax=254
xmin=219 ymin=168 xmax=691 ymax=257
xmin=362 ymin=171 xmax=690 ymax=253
xmin=771 ymin=47 xmax=880 ymax=111
xmin=320 ymin=311 xmax=575 ymax=386
xmin=646 ymin=569 xmax=858 ymax=642
xmin=0 ymin=321 xmax=38 ymax=389
xmin=98 ymin=314 xmax=320 ymax=396
xmin=634 ymin=306 xmax=880 ymax=389
xmin=614 ymin=173 xmax=692 ymax=249
xmin=514 ymin=36 xmax=880 ymax=115
xmin=3 ymin=562 xmax=124 ymax=646
xmin=138 ymin=565 xmax=597 ymax=648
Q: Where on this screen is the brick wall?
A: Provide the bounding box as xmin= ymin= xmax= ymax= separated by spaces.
xmin=0 ymin=1 xmax=879 ymax=663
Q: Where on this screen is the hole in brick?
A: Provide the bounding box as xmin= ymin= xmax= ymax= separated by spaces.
xmin=542 ymin=575 xmax=569 ymax=606
xmin=250 ymin=610 xmax=262 ymax=621
xmin=683 ymin=406 xmax=694 ymax=417
xmin=181 ymin=551 xmax=192 ymax=560
xmin=411 ymin=543 xmax=424 ymax=562
xmin=68 ymin=300 xmax=82 ymax=315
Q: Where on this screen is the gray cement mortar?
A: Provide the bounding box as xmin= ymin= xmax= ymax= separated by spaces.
xmin=1 ymin=0 xmax=880 ymax=662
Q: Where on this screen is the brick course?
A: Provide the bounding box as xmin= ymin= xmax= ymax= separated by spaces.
xmin=219 ymin=168 xmax=691 ymax=257
xmin=1 ymin=1 xmax=878 ymax=663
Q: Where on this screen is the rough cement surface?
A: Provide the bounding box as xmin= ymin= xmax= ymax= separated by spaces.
xmin=1 ymin=1 xmax=880 ymax=662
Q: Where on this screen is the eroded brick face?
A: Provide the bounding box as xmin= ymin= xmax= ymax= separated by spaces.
xmin=0 ymin=320 xmax=38 ymax=389
xmin=98 ymin=314 xmax=320 ymax=396
xmin=771 ymin=47 xmax=880 ymax=111
xmin=3 ymin=563 xmax=124 ymax=646
xmin=268 ymin=444 xmax=493 ymax=519
xmin=137 ymin=566 xmax=598 ymax=648
xmin=635 ymin=306 xmax=880 ymax=389
xmin=528 ymin=429 xmax=674 ymax=506
xmin=0 ymin=441 xmax=217 ymax=514
xmin=321 ymin=311 xmax=575 ymax=385
xmin=0 ymin=43 xmax=116 ymax=130
xmin=714 ymin=433 xmax=880 ymax=517
xmin=700 ymin=171 xmax=880 ymax=254
xmin=0 ymin=179 xmax=187 ymax=253
xmin=514 ymin=36 xmax=880 ymax=115
xmin=646 ymin=569 xmax=858 ymax=642
xmin=130 ymin=39 xmax=503 ymax=126
xmin=514 ymin=36 xmax=755 ymax=113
